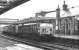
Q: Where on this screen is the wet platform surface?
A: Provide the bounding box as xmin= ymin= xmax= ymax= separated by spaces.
xmin=0 ymin=34 xmax=18 ymax=47
xmin=0 ymin=33 xmax=43 ymax=50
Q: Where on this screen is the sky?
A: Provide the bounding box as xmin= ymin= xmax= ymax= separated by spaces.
xmin=0 ymin=0 xmax=79 ymax=19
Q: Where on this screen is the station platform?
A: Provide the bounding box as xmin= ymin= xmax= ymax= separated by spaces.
xmin=54 ymin=34 xmax=79 ymax=40
xmin=0 ymin=44 xmax=43 ymax=50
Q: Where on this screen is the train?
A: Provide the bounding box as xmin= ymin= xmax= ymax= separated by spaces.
xmin=2 ymin=20 xmax=55 ymax=41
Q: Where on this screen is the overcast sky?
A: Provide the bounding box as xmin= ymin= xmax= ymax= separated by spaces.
xmin=0 ymin=0 xmax=79 ymax=19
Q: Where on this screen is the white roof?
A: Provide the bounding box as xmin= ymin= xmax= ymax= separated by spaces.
xmin=24 ymin=23 xmax=37 ymax=25
xmin=40 ymin=23 xmax=53 ymax=27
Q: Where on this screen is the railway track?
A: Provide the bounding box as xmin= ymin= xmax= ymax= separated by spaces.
xmin=1 ymin=34 xmax=79 ymax=50
xmin=48 ymin=38 xmax=79 ymax=49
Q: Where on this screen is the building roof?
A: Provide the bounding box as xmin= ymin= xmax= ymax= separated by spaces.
xmin=14 ymin=17 xmax=56 ymax=24
xmin=0 ymin=18 xmax=19 ymax=24
xmin=13 ymin=15 xmax=79 ymax=24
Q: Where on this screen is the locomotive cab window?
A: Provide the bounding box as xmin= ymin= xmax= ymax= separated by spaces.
xmin=42 ymin=28 xmax=46 ymax=32
xmin=50 ymin=28 xmax=52 ymax=31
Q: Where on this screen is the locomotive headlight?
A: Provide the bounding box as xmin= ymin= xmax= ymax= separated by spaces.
xmin=56 ymin=26 xmax=58 ymax=30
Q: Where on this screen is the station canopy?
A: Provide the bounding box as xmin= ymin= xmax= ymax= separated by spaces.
xmin=0 ymin=0 xmax=79 ymax=20
xmin=0 ymin=0 xmax=29 ymax=15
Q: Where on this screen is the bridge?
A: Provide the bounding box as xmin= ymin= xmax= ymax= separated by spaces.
xmin=0 ymin=18 xmax=19 ymax=24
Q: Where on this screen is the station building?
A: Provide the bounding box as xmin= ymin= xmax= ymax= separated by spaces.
xmin=56 ymin=16 xmax=79 ymax=36
xmin=11 ymin=0 xmax=79 ymax=36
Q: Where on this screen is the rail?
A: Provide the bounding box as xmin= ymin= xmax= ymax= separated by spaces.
xmin=1 ymin=33 xmax=79 ymax=50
